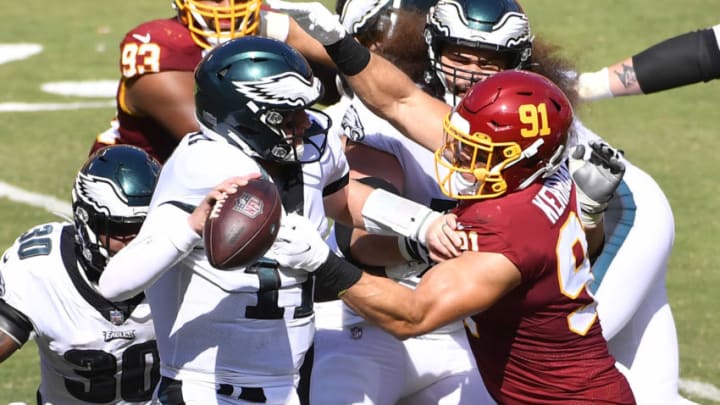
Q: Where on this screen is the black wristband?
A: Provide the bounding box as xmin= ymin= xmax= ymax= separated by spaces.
xmin=324 ymin=35 xmax=371 ymax=76
xmin=314 ymin=252 xmax=363 ymax=298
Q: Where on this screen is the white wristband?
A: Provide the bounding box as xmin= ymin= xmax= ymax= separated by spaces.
xmin=361 ymin=188 xmax=441 ymax=242
xmin=577 ymin=68 xmax=614 ymax=101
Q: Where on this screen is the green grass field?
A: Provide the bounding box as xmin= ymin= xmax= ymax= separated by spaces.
xmin=0 ymin=1 xmax=718 ymax=404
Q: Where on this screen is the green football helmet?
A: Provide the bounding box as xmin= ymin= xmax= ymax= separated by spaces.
xmin=425 ymin=0 xmax=533 ymax=104
xmin=194 ymin=36 xmax=329 ymax=164
xmin=72 ymin=145 xmax=161 ymax=281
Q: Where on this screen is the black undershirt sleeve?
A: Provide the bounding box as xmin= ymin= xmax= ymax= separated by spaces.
xmin=633 ymin=27 xmax=720 ymax=94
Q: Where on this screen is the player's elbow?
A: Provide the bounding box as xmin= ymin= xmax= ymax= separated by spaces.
xmin=385 ymin=314 xmax=435 ymax=340
xmin=97 ymin=274 xmax=136 ymax=302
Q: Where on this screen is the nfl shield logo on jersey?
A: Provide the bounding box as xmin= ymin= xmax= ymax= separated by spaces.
xmin=110 ymin=310 xmax=124 ymax=325
xmin=233 ymin=192 xmax=264 ymax=219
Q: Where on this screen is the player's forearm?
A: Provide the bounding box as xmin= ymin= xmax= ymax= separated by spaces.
xmin=98 ymin=205 xmax=200 ymax=301
xmin=339 ymin=273 xmax=429 ymax=340
xmin=325 ymin=37 xmax=447 ymax=152
xmin=0 ymin=333 xmax=20 ymax=363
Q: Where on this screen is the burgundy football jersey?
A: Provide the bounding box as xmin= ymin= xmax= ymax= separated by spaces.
xmin=457 ymin=166 xmax=635 ymax=404
xmin=94 ymin=18 xmax=204 ymax=163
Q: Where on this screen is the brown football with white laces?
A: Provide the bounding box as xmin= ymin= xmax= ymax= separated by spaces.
xmin=203 ymin=178 xmax=282 ymax=270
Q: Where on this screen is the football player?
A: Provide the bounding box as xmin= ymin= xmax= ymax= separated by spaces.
xmin=89 ymin=0 xmax=331 ymax=163
xmin=0 ymin=145 xmax=161 ymax=404
xmin=272 ymin=0 xmax=692 ymax=402
xmin=273 ymin=69 xmax=636 ymax=403
xmin=96 ymin=36 xmax=455 ymax=405
xmin=421 ymin=2 xmax=691 ymax=403
xmin=578 ymin=24 xmax=720 ymax=100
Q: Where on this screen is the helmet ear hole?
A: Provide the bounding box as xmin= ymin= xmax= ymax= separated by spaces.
xmin=217 ymin=66 xmax=230 ymax=80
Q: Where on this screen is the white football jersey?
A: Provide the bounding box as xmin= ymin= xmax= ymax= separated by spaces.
xmin=0 ymin=222 xmax=158 ymax=405
xmin=312 ymin=94 xmax=489 ymax=404
xmin=144 ymin=115 xmax=348 ymax=387
xmin=339 ymin=96 xmax=452 ymax=209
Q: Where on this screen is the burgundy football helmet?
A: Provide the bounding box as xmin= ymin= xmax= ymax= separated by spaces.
xmin=434 ymin=69 xmax=572 ymax=200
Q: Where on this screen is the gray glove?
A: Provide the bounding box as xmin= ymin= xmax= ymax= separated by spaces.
xmin=568 ymin=141 xmax=626 ymax=226
xmin=265 ymin=0 xmax=347 ymax=45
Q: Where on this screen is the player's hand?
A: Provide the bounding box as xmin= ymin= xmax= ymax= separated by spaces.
xmin=265 ymin=0 xmax=346 ymax=46
xmin=568 ymin=141 xmax=625 ymax=226
xmin=424 ymin=213 xmax=462 ymax=262
xmin=268 ymin=213 xmax=330 ymax=272
xmin=189 ymin=174 xmax=261 ymax=234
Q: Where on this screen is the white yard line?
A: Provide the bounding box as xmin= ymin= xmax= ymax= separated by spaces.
xmin=0 ymin=101 xmax=114 ymax=112
xmin=0 ymin=43 xmax=42 ymax=65
xmin=680 ymin=378 xmax=720 ymax=403
xmin=0 ymin=181 xmax=72 ymax=218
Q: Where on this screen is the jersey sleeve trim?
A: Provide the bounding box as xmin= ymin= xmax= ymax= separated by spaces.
xmin=323 ymin=172 xmax=349 ymax=197
xmin=0 ymin=299 xmax=32 ymax=345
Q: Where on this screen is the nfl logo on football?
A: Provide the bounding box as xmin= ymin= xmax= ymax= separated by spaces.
xmin=233 ymin=192 xmax=264 ymax=219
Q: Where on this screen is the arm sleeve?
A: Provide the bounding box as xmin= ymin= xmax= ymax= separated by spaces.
xmin=98 ymin=203 xmax=201 ymax=301
xmin=0 ymin=299 xmax=32 ymax=346
xmin=633 ymin=24 xmax=720 ymax=94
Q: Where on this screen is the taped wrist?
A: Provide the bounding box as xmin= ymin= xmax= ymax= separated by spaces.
xmin=576 ymin=190 xmax=609 ymax=226
xmin=362 ymin=188 xmax=442 ymax=245
xmin=314 ymin=252 xmax=363 ymax=298
xmin=577 ymin=68 xmax=613 ymax=100
xmin=324 ymin=35 xmax=371 ymax=76
xmin=397 ymin=236 xmax=430 ymax=264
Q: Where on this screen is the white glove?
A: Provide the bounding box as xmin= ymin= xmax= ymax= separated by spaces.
xmin=268 ymin=212 xmax=329 ymax=272
xmin=569 ymin=141 xmax=626 ymax=226
xmin=265 ymin=0 xmax=346 ymax=45
xmin=338 ymin=0 xmax=390 ymax=35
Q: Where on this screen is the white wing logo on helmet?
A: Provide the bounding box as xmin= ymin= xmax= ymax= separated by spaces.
xmin=75 ymin=173 xmax=147 ymax=217
xmin=232 ymin=72 xmax=322 ymax=107
xmin=341 ymin=105 xmax=365 ymax=141
xmin=339 ymin=0 xmax=390 ymax=35
xmin=430 ymin=1 xmax=531 ymax=48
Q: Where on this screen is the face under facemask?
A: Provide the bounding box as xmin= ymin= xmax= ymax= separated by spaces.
xmin=449 ymin=167 xmax=480 ymax=197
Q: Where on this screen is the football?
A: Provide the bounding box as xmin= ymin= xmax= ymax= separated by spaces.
xmin=204 ymin=178 xmax=282 ymax=270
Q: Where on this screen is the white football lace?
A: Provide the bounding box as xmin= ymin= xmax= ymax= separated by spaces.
xmin=209 ymin=192 xmax=228 ymax=220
